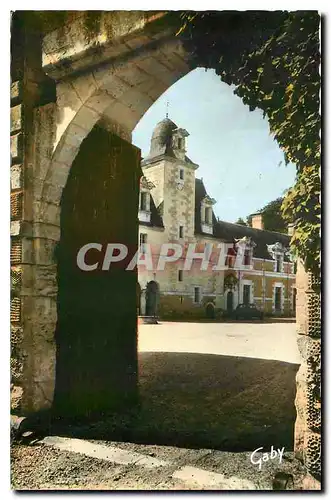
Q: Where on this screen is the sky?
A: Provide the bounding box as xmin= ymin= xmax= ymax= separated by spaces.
xmin=132 ymin=68 xmax=296 ymax=223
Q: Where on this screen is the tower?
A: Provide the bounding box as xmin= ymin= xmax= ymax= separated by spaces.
xmin=141 ymin=118 xmax=199 ymax=241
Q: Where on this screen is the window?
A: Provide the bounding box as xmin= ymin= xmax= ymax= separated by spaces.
xmin=276 ymin=255 xmax=282 ymax=272
xmin=179 ymin=168 xmax=184 ymax=180
xmin=178 ymin=270 xmax=183 ymax=282
xmin=178 ymin=138 xmax=183 ymax=149
xmin=244 ymin=249 xmax=251 ymax=266
xmin=275 ymin=287 xmax=282 ymax=311
xmin=194 ymin=287 xmax=201 ymax=303
xmin=226 ymin=247 xmax=236 ymax=268
xmin=243 ymin=284 xmax=251 ymax=305
xmin=179 ymin=225 xmax=184 ymax=239
xmin=140 ymin=192 xmax=148 ymax=211
xmin=139 ymin=233 xmax=147 ymax=253
xmin=205 ymin=206 xmax=212 ymax=225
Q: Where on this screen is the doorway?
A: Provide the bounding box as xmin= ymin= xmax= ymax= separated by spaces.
xmin=145 ymin=281 xmax=159 ymax=317
xmin=226 ymin=291 xmax=234 ymax=312
xmin=53 ymin=125 xmax=141 ymax=417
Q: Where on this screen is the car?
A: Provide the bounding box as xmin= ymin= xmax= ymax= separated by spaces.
xmin=231 ymin=303 xmax=264 ymax=320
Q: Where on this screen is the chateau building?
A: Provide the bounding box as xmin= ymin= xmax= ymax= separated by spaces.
xmin=137 ymin=117 xmax=296 ymax=319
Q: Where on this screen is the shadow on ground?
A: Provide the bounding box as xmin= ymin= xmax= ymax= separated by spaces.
xmin=32 ymin=352 xmax=300 ymax=453
xmin=134 ymin=352 xmax=299 ymax=451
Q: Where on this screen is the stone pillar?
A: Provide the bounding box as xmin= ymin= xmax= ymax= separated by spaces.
xmin=10 ymin=81 xmax=25 ymax=411
xmin=295 ymin=260 xmax=321 ymax=489
xmin=10 ymin=13 xmax=58 ymax=414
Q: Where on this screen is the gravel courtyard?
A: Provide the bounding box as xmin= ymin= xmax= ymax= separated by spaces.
xmin=136 ymin=320 xmax=300 ymax=450
xmin=138 ymin=320 xmax=300 ymax=364
xmin=12 ymin=320 xmax=302 ymax=490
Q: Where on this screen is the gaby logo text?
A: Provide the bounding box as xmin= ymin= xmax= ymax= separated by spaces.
xmin=250 ymin=446 xmax=285 ymax=470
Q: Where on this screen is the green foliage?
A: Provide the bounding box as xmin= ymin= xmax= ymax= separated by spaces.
xmin=258 ymin=197 xmax=287 ymax=233
xmin=224 ymin=274 xmax=239 ymax=291
xmin=235 ymin=217 xmax=247 ymax=226
xmin=176 ymin=11 xmax=320 ymax=276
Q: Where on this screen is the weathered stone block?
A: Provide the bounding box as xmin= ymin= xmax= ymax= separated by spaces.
xmin=33 ymin=237 xmax=58 ymax=266
xmin=62 ymin=123 xmax=88 ymax=149
xmin=11 ymin=81 xmax=22 ymax=103
xmin=31 ymin=221 xmax=60 ymax=241
xmin=28 ymin=264 xmax=57 ymax=298
xmin=297 ymin=336 xmax=321 ymax=361
xmin=304 ymin=431 xmax=321 ymax=478
xmin=52 ymin=141 xmax=78 ymax=167
xmin=10 ymin=191 xmax=23 ymax=219
xmin=71 ymin=73 xmax=98 ymax=103
xmin=11 ymin=164 xmax=23 ymax=190
xmin=22 ymin=295 xmax=57 ymax=327
xmin=11 ymin=239 xmax=22 ymax=264
xmin=74 ymin=104 xmax=100 ymax=132
xmin=10 ymin=297 xmax=21 ymax=323
xmin=10 ymin=220 xmax=21 ymax=236
xmin=11 ymin=104 xmax=22 ymax=133
xmin=11 ymin=133 xmax=23 ymax=162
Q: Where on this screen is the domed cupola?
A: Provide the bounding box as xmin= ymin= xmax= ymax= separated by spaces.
xmin=142 ymin=117 xmax=190 ymax=165
xmin=149 ymin=118 xmax=178 ymax=157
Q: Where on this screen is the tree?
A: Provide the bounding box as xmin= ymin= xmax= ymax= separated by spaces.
xmin=176 ymin=11 xmax=320 ymax=276
xmin=235 ymin=217 xmax=247 ymax=226
xmin=258 ymin=197 xmax=287 ymax=233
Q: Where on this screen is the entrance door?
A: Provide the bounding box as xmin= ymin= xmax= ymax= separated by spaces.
xmin=275 ymin=287 xmax=282 ymax=312
xmin=54 ymin=125 xmax=141 ymax=417
xmin=243 ymin=284 xmax=251 ymax=305
xmin=145 ymin=281 xmax=159 ymax=316
xmin=226 ymin=291 xmax=234 ymax=312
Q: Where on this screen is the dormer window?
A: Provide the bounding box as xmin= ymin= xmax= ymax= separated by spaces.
xmin=205 ymin=206 xmax=212 ymax=225
xmin=138 ymin=189 xmax=151 ymax=223
xmin=276 ymin=255 xmax=282 ymax=272
xmin=178 ymin=138 xmax=183 ymax=149
xmin=244 ymin=249 xmax=251 ymax=266
xmin=267 ymin=242 xmax=287 ymax=273
xmin=140 ymin=192 xmax=149 ymax=211
xmin=201 ymin=195 xmax=216 ymax=235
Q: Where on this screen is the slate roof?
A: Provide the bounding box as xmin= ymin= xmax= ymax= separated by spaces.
xmin=139 ymin=194 xmax=164 ymax=229
xmin=138 ymin=165 xmax=164 ymax=229
xmin=195 ymin=178 xmax=291 ymax=261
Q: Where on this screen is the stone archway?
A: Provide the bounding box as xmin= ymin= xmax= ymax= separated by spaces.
xmin=18 ymin=19 xmax=191 ymax=412
xmin=11 ymin=13 xmax=320 ymax=486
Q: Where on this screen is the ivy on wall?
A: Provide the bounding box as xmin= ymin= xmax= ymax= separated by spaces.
xmin=176 ymin=11 xmax=320 ymax=276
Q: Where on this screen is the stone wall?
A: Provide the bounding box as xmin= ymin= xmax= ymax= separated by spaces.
xmin=294 ymin=260 xmax=321 ymax=488
xmin=10 ymin=81 xmax=24 ymax=411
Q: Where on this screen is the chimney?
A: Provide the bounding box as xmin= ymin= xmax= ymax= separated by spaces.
xmin=288 ymin=223 xmax=295 ymax=236
xmin=251 ymin=213 xmax=264 ymax=230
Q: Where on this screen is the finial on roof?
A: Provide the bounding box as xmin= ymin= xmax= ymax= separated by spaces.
xmin=166 ymin=100 xmax=169 ymax=119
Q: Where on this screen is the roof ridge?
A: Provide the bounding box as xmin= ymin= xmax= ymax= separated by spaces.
xmin=216 ymin=219 xmax=289 ymax=237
